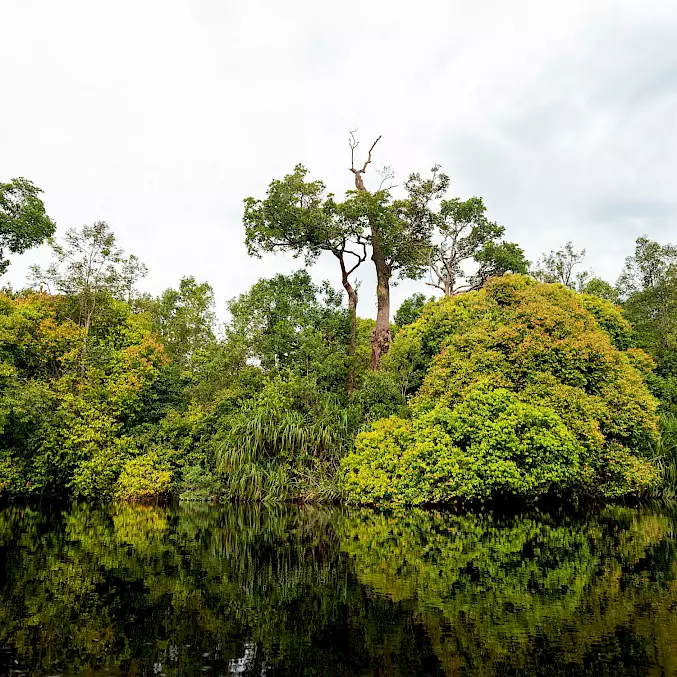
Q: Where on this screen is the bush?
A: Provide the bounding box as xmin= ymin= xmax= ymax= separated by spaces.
xmin=178 ymin=463 xmax=222 ymax=502
xmin=215 ymin=373 xmax=353 ymax=502
xmin=342 ymin=276 xmax=660 ymax=505
xmin=114 ymin=451 xmax=172 ymax=502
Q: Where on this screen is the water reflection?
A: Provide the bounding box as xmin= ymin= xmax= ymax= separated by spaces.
xmin=1 ymin=503 xmax=677 ymax=675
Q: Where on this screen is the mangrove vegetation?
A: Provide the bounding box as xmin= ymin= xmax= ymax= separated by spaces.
xmin=1 ymin=145 xmax=677 ymax=506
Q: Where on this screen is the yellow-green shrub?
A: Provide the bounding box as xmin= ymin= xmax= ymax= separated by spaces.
xmin=342 ymin=275 xmax=660 ymax=504
xmin=114 ymin=452 xmax=172 ymax=502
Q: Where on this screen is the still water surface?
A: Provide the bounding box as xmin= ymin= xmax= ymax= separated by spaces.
xmin=2 ymin=502 xmax=677 ymax=676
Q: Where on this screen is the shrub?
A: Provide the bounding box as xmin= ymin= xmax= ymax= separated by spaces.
xmin=114 ymin=451 xmax=172 ymax=502
xmin=215 ymin=373 xmax=354 ymax=502
xmin=342 ymin=275 xmax=660 ymax=504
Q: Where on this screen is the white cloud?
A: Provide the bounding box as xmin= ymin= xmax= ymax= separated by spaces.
xmin=2 ymin=0 xmax=676 ymax=317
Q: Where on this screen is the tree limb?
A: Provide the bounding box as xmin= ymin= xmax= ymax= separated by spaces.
xmin=348 ymin=131 xmax=382 ymax=191
xmin=361 ymin=136 xmax=381 ymax=173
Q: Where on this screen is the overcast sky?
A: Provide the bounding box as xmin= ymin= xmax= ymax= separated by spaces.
xmin=2 ymin=0 xmax=676 ymax=319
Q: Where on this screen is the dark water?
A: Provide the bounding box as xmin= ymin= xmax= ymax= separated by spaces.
xmin=2 ymin=504 xmax=677 ymax=676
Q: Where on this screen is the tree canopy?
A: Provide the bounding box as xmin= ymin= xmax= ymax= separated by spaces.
xmin=1 ymin=156 xmax=677 ymax=507
xmin=0 ymin=177 xmax=55 ymax=274
xmin=341 ymin=275 xmax=660 ymax=505
xmin=427 ymin=195 xmax=528 ymax=295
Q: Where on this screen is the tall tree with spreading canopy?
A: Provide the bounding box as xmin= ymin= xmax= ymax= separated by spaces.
xmin=243 ymin=165 xmax=366 ymax=390
xmin=425 ymin=195 xmax=528 ymax=295
xmin=0 ymin=178 xmax=56 ymax=275
xmin=30 ymin=222 xmax=147 ymax=369
xmin=346 ymin=133 xmax=449 ymax=368
xmin=245 ymin=133 xmax=449 ymax=370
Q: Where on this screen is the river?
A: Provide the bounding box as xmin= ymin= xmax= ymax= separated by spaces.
xmin=1 ymin=502 xmax=677 ymax=675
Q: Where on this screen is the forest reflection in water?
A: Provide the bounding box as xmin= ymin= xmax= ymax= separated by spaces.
xmin=1 ymin=502 xmax=677 ymax=676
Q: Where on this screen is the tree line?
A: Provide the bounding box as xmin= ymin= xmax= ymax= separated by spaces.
xmin=1 ymin=137 xmax=676 ymax=502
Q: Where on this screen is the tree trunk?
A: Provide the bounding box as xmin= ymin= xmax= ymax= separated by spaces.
xmin=337 ymin=253 xmax=359 ymax=393
xmin=350 ymin=136 xmax=391 ymax=370
xmin=369 ymin=230 xmax=391 ymax=370
xmin=81 ymin=310 xmax=92 ymax=377
xmin=350 ymin=176 xmax=392 ymax=370
xmin=444 ymin=276 xmax=452 ymax=297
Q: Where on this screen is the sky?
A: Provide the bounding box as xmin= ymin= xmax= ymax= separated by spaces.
xmin=2 ymin=0 xmax=676 ymax=321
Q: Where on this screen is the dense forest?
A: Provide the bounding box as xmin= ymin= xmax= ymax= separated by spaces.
xmin=1 ymin=148 xmax=676 ymax=505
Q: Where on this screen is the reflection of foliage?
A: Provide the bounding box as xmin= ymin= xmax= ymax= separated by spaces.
xmin=2 ymin=504 xmax=677 ymax=675
xmin=342 ymin=507 xmax=677 ymax=676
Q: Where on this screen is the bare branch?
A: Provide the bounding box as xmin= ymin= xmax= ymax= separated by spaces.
xmin=348 ymin=131 xmax=382 ymax=191
xmin=348 ymin=129 xmax=359 ymax=171
xmin=361 ymin=135 xmax=382 ymax=173
xmin=378 ymin=165 xmax=397 ymax=191
xmin=346 ymin=242 xmax=368 ymax=276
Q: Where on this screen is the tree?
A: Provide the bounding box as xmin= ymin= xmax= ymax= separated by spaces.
xmin=0 ymin=292 xmax=167 ymax=498
xmin=425 ymin=196 xmax=528 ymax=295
xmin=244 ymin=165 xmax=367 ymax=390
xmin=347 ymin=133 xmax=449 ymax=368
xmin=154 ymin=276 xmax=216 ymax=370
xmin=618 ymin=237 xmax=677 ymax=394
xmin=0 ymin=177 xmax=56 ymax=274
xmin=342 ymin=275 xmax=659 ymax=505
xmin=227 ymin=271 xmax=351 ymax=391
xmin=30 ymin=222 xmax=147 ymax=367
xmin=245 ymin=135 xmax=448 ymax=373
xmin=394 ymin=293 xmax=430 ymax=329
xmin=531 ymin=241 xmax=587 ymax=289
xmin=617 ymin=235 xmax=677 ymax=298
xmin=581 ymin=276 xmax=620 ymax=304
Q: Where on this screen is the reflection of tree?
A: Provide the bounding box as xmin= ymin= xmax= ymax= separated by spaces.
xmin=341 ymin=508 xmax=677 ymax=676
xmin=0 ymin=503 xmax=443 ymax=676
xmin=1 ymin=504 xmax=677 ymax=676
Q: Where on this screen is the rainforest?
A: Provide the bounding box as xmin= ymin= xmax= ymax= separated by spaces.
xmin=4 ymin=154 xmax=677 ymax=677
xmin=1 ymin=162 xmax=677 ymax=507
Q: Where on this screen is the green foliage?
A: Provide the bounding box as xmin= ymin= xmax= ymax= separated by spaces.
xmin=153 ymin=276 xmax=216 ymax=370
xmin=428 ymin=195 xmax=528 ymax=295
xmin=114 ymin=451 xmax=172 ymax=501
xmin=30 ymin=221 xmax=147 ymax=315
xmin=245 ymin=157 xmax=451 ymax=367
xmin=342 ymin=387 xmax=584 ymax=505
xmin=3 ymin=181 xmax=677 ymax=509
xmin=579 ymin=291 xmax=633 ymax=350
xmin=582 ymin=276 xmax=621 ymax=303
xmin=394 ymin=292 xmax=430 ymax=329
xmin=216 ymin=373 xmax=350 ymax=502
xmin=615 ymin=236 xmax=677 ymax=421
xmin=0 ymin=291 xmax=168 ymax=498
xmin=227 ymin=270 xmax=351 ymax=390
xmin=639 ymin=414 xmax=677 ymax=500
xmin=0 ymin=177 xmax=56 ymax=275
xmin=531 ymin=241 xmax=588 ymax=288
xmin=348 ymin=369 xmax=408 ymax=424
xmin=342 ymin=275 xmax=660 ymax=505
